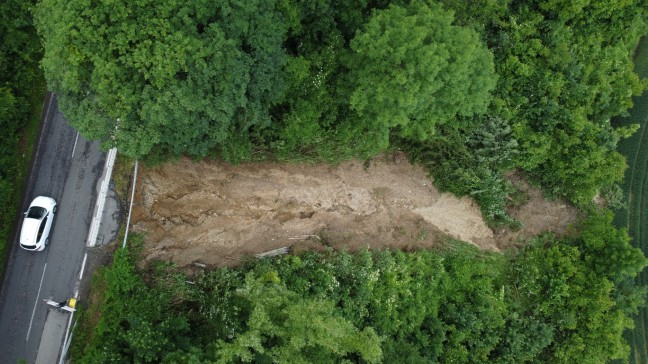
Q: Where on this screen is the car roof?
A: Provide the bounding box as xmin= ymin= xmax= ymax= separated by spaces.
xmin=20 ymin=218 xmax=41 ymax=247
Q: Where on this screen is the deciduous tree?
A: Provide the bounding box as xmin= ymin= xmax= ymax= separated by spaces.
xmin=35 ymin=0 xmax=294 ymax=160
xmin=214 ymin=273 xmax=382 ymax=363
xmin=345 ymin=1 xmax=496 ymax=153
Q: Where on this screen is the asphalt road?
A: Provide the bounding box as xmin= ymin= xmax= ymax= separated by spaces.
xmin=0 ymin=94 xmax=106 ymax=363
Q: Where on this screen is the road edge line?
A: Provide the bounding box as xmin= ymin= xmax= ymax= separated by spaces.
xmin=86 ymin=148 xmax=117 ymax=248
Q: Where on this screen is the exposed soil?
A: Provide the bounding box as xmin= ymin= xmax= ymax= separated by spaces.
xmin=131 ymin=153 xmax=579 ymax=268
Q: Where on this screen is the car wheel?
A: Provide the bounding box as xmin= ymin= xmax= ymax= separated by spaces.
xmin=53 ymin=205 xmax=57 ymax=214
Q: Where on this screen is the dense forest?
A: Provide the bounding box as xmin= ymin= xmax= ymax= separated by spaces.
xmin=31 ymin=0 xmax=648 ymax=362
xmin=72 ymin=213 xmax=647 ymax=363
xmin=0 ymin=0 xmax=45 ymax=268
xmin=35 ymin=0 xmax=648 ymax=221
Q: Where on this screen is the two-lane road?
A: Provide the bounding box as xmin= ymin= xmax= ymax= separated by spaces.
xmin=0 ymin=94 xmax=107 ymax=363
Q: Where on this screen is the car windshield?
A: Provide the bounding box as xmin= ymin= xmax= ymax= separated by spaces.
xmin=27 ymin=206 xmax=46 ymax=219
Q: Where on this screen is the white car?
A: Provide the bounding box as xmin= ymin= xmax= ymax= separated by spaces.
xmin=19 ymin=196 xmax=57 ymax=251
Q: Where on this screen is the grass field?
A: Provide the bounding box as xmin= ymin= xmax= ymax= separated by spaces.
xmin=614 ymin=35 xmax=648 ymax=364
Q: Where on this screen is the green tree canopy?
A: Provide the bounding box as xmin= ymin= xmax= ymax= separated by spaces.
xmin=213 ymin=273 xmax=383 ymax=364
xmin=345 ymin=1 xmax=496 ymax=152
xmin=35 ymin=0 xmax=294 ymax=160
xmin=72 ymin=228 xmax=646 ymax=364
xmin=487 ymin=0 xmax=647 ymax=203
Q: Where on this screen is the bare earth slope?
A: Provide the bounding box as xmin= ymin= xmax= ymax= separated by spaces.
xmin=132 ymin=154 xmax=578 ymax=268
